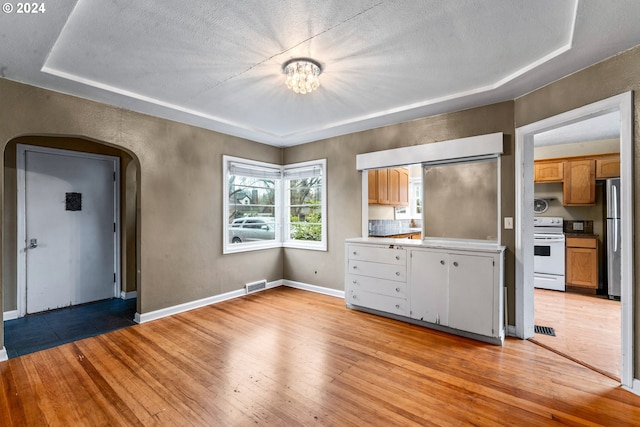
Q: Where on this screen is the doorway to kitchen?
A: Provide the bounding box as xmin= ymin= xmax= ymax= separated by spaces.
xmin=515 ymin=92 xmax=634 ymax=389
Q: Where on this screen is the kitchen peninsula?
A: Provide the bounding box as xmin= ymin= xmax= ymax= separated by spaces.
xmin=345 ymin=237 xmax=505 ymax=345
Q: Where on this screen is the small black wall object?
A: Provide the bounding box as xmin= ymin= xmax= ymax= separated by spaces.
xmin=66 ymin=192 xmax=82 ymax=211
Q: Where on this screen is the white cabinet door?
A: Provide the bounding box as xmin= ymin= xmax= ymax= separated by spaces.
xmin=448 ymin=253 xmax=495 ymax=337
xmin=409 ymin=249 xmax=449 ymax=325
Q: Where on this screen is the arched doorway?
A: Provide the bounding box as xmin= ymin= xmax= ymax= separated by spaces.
xmin=2 ymin=135 xmax=140 ymax=358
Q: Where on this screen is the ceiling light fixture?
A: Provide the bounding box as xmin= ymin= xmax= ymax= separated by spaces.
xmin=283 ymin=59 xmax=322 ymax=94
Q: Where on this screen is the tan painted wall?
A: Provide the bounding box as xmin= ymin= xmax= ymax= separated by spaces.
xmin=0 ymin=79 xmax=284 ymax=346
xmin=283 ymin=101 xmax=517 ymax=319
xmin=515 ymin=44 xmax=640 ymax=376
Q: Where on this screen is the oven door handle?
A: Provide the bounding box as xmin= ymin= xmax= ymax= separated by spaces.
xmin=534 ymin=237 xmax=565 ymax=243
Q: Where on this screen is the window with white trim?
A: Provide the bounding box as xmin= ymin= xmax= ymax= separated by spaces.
xmin=223 ymin=156 xmax=326 ymax=254
xmin=284 ymin=159 xmax=326 ymax=250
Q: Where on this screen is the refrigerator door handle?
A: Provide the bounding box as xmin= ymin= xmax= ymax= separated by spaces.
xmin=614 ymin=217 xmax=618 ymax=252
xmin=613 ymin=184 xmax=618 ymax=220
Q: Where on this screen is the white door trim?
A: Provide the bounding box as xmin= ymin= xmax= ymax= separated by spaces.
xmin=515 ymin=92 xmax=634 ymax=389
xmin=16 ymin=144 xmax=121 ymax=317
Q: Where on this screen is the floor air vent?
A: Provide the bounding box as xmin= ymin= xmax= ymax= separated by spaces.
xmin=534 ymin=325 xmax=556 ymax=336
xmin=245 ymin=279 xmax=267 ymax=294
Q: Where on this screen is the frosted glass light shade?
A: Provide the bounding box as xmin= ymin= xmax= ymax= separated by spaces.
xmin=283 ymin=59 xmax=321 ymax=94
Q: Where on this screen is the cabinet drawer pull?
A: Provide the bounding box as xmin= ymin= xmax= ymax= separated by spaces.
xmin=395 ymin=287 xmax=400 ymax=292
xmin=352 ymin=280 xmax=357 ymax=285
xmin=395 ymin=304 xmax=400 ymax=309
xmin=352 ymin=294 xmax=357 ymax=300
xmin=440 ymin=260 xmax=445 ymax=265
xmin=395 ymin=271 xmax=400 ymax=276
xmin=453 ymin=261 xmax=459 ymax=267
xmin=353 ymin=266 xmax=358 ymax=270
xmin=353 ymin=251 xmax=357 ymax=256
xmin=395 ymin=255 xmax=400 ymax=260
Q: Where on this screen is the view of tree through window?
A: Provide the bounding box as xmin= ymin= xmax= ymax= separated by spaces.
xmin=223 ymin=156 xmax=326 ymax=253
xmin=287 ymin=176 xmax=322 ymax=241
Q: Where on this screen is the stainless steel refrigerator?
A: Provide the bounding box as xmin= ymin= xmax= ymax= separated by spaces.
xmin=606 ymin=178 xmax=621 ymax=299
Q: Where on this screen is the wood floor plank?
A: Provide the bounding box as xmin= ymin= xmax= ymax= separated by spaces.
xmin=1 ymin=286 xmax=640 ymax=426
xmin=533 ymin=288 xmax=621 ymax=379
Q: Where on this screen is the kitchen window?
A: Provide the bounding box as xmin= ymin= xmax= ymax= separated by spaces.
xmin=223 ymin=156 xmax=326 ymax=254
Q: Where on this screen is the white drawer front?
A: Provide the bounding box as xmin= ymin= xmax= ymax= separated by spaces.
xmin=349 ymin=290 xmax=408 ymax=316
xmin=349 ymin=260 xmax=406 ymax=282
xmin=347 ymin=274 xmax=406 ymax=298
xmin=348 ymin=245 xmax=406 ymax=265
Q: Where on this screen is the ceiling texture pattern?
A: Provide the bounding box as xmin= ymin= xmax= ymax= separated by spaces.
xmin=1 ymin=0 xmax=640 ymax=146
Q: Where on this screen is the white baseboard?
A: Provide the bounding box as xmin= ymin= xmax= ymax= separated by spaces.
xmin=3 ymin=310 xmax=18 ymax=321
xmin=624 ymin=379 xmax=640 ymax=397
xmin=133 ymin=279 xmax=343 ymax=324
xmin=0 ymin=346 xmax=7 ymax=362
xmin=283 ymin=280 xmax=345 ymax=299
xmin=134 ymin=280 xmax=283 ymax=324
xmin=506 ymin=325 xmax=517 ymax=337
xmin=120 ymin=290 xmax=137 ymax=300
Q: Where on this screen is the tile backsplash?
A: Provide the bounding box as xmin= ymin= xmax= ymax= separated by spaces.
xmin=564 ymin=220 xmax=594 ymax=234
xmin=368 ymin=219 xmax=422 ymax=236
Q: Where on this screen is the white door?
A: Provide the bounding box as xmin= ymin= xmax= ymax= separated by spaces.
xmin=18 ymin=145 xmax=119 ymax=315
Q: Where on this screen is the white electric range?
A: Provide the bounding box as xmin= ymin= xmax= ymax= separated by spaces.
xmin=533 ymin=217 xmax=565 ymax=291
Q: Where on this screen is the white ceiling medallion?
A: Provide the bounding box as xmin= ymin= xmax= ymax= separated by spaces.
xmin=283 ymin=59 xmax=322 ymax=94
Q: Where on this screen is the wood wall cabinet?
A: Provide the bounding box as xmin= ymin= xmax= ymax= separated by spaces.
xmin=533 ymin=154 xmax=620 ymax=204
xmin=595 ymin=156 xmax=621 ymax=179
xmin=563 ymin=159 xmax=596 ymax=205
xmin=367 ymin=170 xmax=378 ymax=204
xmin=534 ymin=161 xmax=564 ymax=183
xmin=566 ymin=237 xmax=598 ymax=292
xmin=368 ymin=167 xmax=409 ymax=206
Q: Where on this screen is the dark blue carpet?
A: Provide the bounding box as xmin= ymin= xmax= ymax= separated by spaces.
xmin=4 ymin=298 xmax=136 ymax=358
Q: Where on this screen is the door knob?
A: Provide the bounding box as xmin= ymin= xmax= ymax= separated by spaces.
xmin=28 ymin=238 xmax=38 ymax=249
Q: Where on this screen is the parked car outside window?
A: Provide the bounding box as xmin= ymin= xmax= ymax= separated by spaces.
xmin=229 ymin=217 xmax=276 ymax=243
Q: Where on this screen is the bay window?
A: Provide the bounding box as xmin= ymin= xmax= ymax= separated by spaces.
xmin=223 ymin=156 xmax=326 ymax=254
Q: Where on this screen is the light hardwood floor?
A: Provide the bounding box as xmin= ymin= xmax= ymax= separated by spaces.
xmin=2 ymin=286 xmax=639 ymax=426
xmin=532 ymin=288 xmax=621 ymax=380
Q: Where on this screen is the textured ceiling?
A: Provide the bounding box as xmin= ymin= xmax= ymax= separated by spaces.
xmin=1 ymin=0 xmax=640 ymax=146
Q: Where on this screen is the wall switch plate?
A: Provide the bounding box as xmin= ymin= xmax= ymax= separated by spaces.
xmin=573 ymin=222 xmax=584 ymax=231
xmin=504 ymin=217 xmax=514 ymax=229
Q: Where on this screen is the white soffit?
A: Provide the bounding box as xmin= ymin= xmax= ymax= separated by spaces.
xmin=534 ymin=111 xmax=620 ymax=147
xmin=356 ymin=133 xmax=503 ymax=170
xmin=2 ymin=1 xmax=640 ymax=146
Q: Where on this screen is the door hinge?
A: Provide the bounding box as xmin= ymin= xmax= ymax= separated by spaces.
xmin=114 ymin=273 xmax=116 ymax=283
xmin=113 ymin=171 xmax=116 ymax=181
xmin=114 ymin=222 xmax=116 ymax=232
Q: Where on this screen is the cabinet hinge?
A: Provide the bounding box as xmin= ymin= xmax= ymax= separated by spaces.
xmin=113 ymin=273 xmax=116 ymax=283
xmin=114 ymin=223 xmax=116 ymax=232
xmin=113 ymin=172 xmax=116 ymax=181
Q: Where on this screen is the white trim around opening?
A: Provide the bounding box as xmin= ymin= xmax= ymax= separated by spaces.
xmin=515 ymin=91 xmax=635 ymax=392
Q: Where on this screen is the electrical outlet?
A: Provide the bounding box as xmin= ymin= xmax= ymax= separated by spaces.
xmin=504 ymin=217 xmax=514 ymax=229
